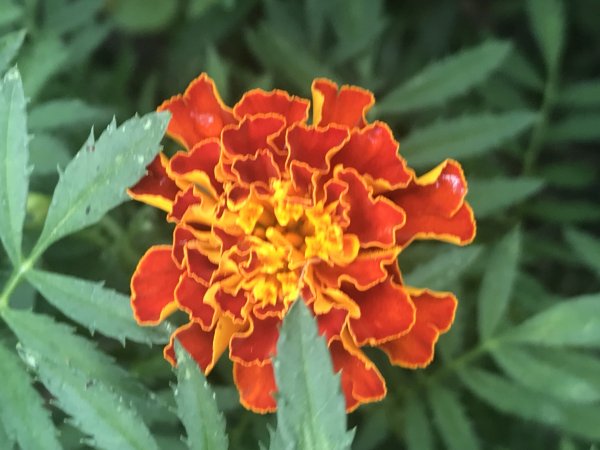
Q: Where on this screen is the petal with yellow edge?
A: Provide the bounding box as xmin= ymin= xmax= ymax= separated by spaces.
xmin=233 ymin=89 xmax=310 ymax=125
xmin=169 ymin=139 xmax=223 ymax=196
xmin=233 ymin=360 xmax=277 ymax=413
xmin=131 ymin=245 xmax=182 ymax=324
xmin=175 ymin=273 xmax=216 ymax=330
xmin=378 ymin=289 xmax=457 ymax=368
xmin=128 ymin=154 xmax=180 ymax=213
xmin=229 ymin=315 xmax=280 ymax=365
xmin=311 ymin=78 xmax=374 ymax=128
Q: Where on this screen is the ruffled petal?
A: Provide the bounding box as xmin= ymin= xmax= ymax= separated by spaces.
xmin=222 ymin=115 xmax=285 ymax=159
xmin=128 ymin=154 xmax=180 ymax=212
xmin=233 ymin=360 xmax=277 ymax=413
xmin=169 ymin=187 xmax=203 ymax=223
xmin=169 ymin=139 xmax=223 ymax=196
xmin=314 ymin=251 xmax=396 ymax=290
xmin=311 ymin=78 xmax=374 ymax=128
xmin=184 ymin=244 xmax=218 ymax=285
xmin=316 ymin=306 xmax=348 ymax=343
xmin=337 ymin=168 xmax=406 ymax=247
xmin=214 ymin=288 xmax=249 ymax=323
xmin=230 ymin=315 xmax=281 ymax=365
xmin=379 ymin=289 xmax=457 ymax=368
xmin=330 ymin=331 xmax=386 ymax=412
xmin=286 ymin=123 xmax=349 ymax=173
xmin=389 ymin=160 xmax=476 ymax=246
xmin=158 ymin=73 xmax=235 ymax=149
xmin=231 ymin=148 xmax=281 ymax=187
xmin=332 ymin=122 xmax=413 ymax=192
xmin=175 ymin=273 xmax=216 ymax=329
xmin=164 ymin=316 xmax=238 ymax=373
xmin=348 ymin=278 xmax=415 ymax=346
xmin=131 ymin=245 xmax=181 ymax=324
xmin=234 ymin=89 xmax=310 ymax=125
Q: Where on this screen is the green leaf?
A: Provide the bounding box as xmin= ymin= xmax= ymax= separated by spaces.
xmin=492 ymin=344 xmax=600 ymax=404
xmin=401 ymin=111 xmax=536 ymax=168
xmin=26 ymin=268 xmax=169 ymax=344
xmin=527 ymin=0 xmax=565 ymax=72
xmin=18 ymin=37 xmax=69 ymax=99
xmin=508 ymin=293 xmax=600 ymax=347
xmin=271 ymin=300 xmax=353 ymax=450
xmin=526 ymin=199 xmax=600 ymax=224
xmin=459 ymin=368 xmax=600 ymax=441
xmin=0 ymin=340 xmax=61 ymax=450
xmin=540 ymin=161 xmax=597 ymax=190
xmin=428 ymin=385 xmax=479 ymax=450
xmin=32 ymin=112 xmax=169 ymax=256
xmin=112 ymin=0 xmax=178 ymax=33
xmin=29 ymin=133 xmax=71 ymax=175
xmin=478 ymin=227 xmax=521 ymax=339
xmin=404 ymin=392 xmax=434 ymax=450
xmin=44 ymin=0 xmax=103 ymax=34
xmin=0 ymin=30 xmax=26 ymax=75
xmin=564 ymin=228 xmax=600 ymax=277
xmin=547 ymin=114 xmax=600 ymax=143
xmin=19 ymin=347 xmax=159 ymax=450
xmin=0 ymin=67 xmax=29 ymax=265
xmin=377 ymin=40 xmax=511 ymax=115
xmin=467 ymin=177 xmax=544 ymax=218
xmin=559 ymin=79 xmax=600 ymax=108
xmin=404 ymin=245 xmax=483 ymax=291
xmin=500 ymin=48 xmax=544 ymax=92
xmin=29 ymin=99 xmax=110 ymax=131
xmin=173 ymin=342 xmax=229 ymax=450
xmin=0 ymin=0 xmax=22 ymax=27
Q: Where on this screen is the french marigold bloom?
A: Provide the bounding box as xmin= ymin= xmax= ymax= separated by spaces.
xmin=129 ymin=74 xmax=476 ymax=413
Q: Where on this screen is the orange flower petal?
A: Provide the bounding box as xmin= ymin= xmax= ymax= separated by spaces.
xmin=222 ymin=115 xmax=285 ymax=159
xmin=169 ymin=139 xmax=223 ymax=196
xmin=330 ymin=331 xmax=386 ymax=412
xmin=128 ymin=154 xmax=180 ymax=212
xmin=131 ymin=245 xmax=181 ymax=324
xmin=390 ymin=160 xmax=476 ymax=246
xmin=175 ymin=273 xmax=216 ymax=330
xmin=164 ymin=316 xmax=237 ymax=373
xmin=169 ymin=187 xmax=202 ymax=223
xmin=337 ymin=168 xmax=406 ymax=247
xmin=184 ymin=245 xmax=217 ymax=285
xmin=379 ymin=289 xmax=457 ymax=368
xmin=286 ymin=123 xmax=349 ymax=173
xmin=234 ymin=89 xmax=310 ymax=125
xmin=158 ymin=73 xmax=235 ymax=149
xmin=230 ymin=148 xmax=281 ymax=187
xmin=314 ymin=251 xmax=395 ymax=290
xmin=229 ymin=315 xmax=280 ymax=365
xmin=311 ymin=78 xmax=374 ymax=128
xmin=332 ymin=122 xmax=413 ymax=191
xmin=214 ymin=289 xmax=248 ymax=323
xmin=233 ymin=360 xmax=277 ymax=413
xmin=347 ymin=278 xmax=415 ymax=346
xmin=316 ymin=306 xmax=348 ymax=343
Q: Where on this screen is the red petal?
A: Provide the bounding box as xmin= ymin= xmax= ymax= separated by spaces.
xmin=222 ymin=115 xmax=285 ymax=158
xmin=158 ymin=73 xmax=235 ymax=149
xmin=214 ymin=289 xmax=248 ymax=323
xmin=332 ymin=122 xmax=413 ymax=191
xmin=184 ymin=245 xmax=217 ymax=285
xmin=131 ymin=245 xmax=181 ymax=324
xmin=316 ymin=307 xmax=348 ymax=343
xmin=175 ymin=274 xmax=215 ymax=329
xmin=348 ymin=278 xmax=415 ymax=346
xmin=286 ymin=123 xmax=349 ymax=173
xmin=234 ymin=89 xmax=310 ymax=125
xmin=128 ymin=154 xmax=180 ymax=212
xmin=337 ymin=168 xmax=406 ymax=247
xmin=330 ymin=334 xmax=386 ymax=412
xmin=389 ymin=160 xmax=476 ymax=246
xmin=231 ymin=148 xmax=281 ymax=187
xmin=311 ymin=78 xmax=374 ymax=128
xmin=169 ymin=139 xmax=223 ymax=195
xmin=172 ymin=224 xmax=197 ymax=267
xmin=169 ymin=187 xmax=202 ymax=223
xmin=314 ymin=251 xmax=395 ymax=290
xmin=233 ymin=360 xmax=277 ymax=413
xmin=379 ymin=289 xmax=457 ymax=368
xmin=229 ymin=315 xmax=280 ymax=365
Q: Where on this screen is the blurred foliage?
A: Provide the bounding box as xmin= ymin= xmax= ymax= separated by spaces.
xmin=1 ymin=0 xmax=600 ymax=449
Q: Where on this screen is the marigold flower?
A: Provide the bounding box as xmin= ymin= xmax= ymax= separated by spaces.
xmin=129 ymin=74 xmax=476 ymax=413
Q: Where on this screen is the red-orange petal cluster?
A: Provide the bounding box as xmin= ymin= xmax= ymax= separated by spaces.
xmin=129 ymin=75 xmax=476 ymax=413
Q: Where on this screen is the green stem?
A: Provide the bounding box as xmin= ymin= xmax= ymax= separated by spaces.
xmin=0 ymin=256 xmax=34 ymax=311
xmin=522 ymin=65 xmax=559 ymax=175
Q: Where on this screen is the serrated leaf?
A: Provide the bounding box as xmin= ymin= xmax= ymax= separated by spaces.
xmin=0 ymin=67 xmax=28 ymax=265
xmin=26 ymin=268 xmax=169 ymax=344
xmin=29 ymin=99 xmax=110 ymax=131
xmin=173 ymin=342 xmax=228 ymax=450
xmin=271 ymin=300 xmax=353 ymax=450
xmin=559 ymin=79 xmax=600 ymax=108
xmin=32 ymin=112 xmax=169 ymax=256
xmin=428 ymin=385 xmax=479 ymax=450
xmin=527 ymin=0 xmax=565 ymax=72
xmin=404 ymin=245 xmax=483 ymax=291
xmin=508 ymin=293 xmax=600 ymax=347
xmin=0 ymin=340 xmax=61 ymax=450
xmin=478 ymin=227 xmax=521 ymax=339
xmin=459 ymin=368 xmax=600 ymax=441
xmin=492 ymin=344 xmax=600 ymax=404
xmin=377 ymin=40 xmax=511 ymax=115
xmin=0 ymin=30 xmax=26 ymax=75
xmin=19 ymin=347 xmax=159 ymax=450
xmin=467 ymin=177 xmax=544 ymax=218
xmin=18 ymin=37 xmax=68 ymax=99
xmin=547 ymin=114 xmax=600 ymax=143
xmin=401 ymin=111 xmax=536 ymax=167
xmin=564 ymin=228 xmax=600 ymax=277
xmin=404 ymin=392 xmax=434 ymax=450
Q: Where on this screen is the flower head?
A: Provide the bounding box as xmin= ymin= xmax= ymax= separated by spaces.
xmin=129 ymin=74 xmax=476 ymax=413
